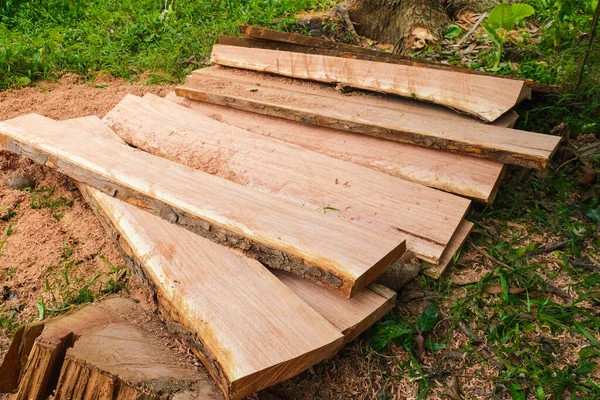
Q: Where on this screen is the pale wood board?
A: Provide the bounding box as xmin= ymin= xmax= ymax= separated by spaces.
xmin=0 ymin=114 xmax=406 ymax=298
xmin=210 ymin=44 xmax=531 ymax=122
xmin=66 ymin=115 xmax=397 ymax=338
xmin=177 ymin=67 xmax=560 ymax=169
xmin=235 ymin=26 xmax=558 ymax=94
xmin=165 ymin=91 xmax=507 ymax=203
xmin=103 ymin=93 xmax=470 ymax=264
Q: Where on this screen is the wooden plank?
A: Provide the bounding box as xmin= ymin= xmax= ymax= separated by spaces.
xmin=78 ymin=186 xmax=346 ymax=400
xmin=210 ymin=44 xmax=532 ymax=122
xmin=2 ymin=298 xmax=223 ymax=400
xmin=176 ymin=67 xmax=560 ymax=169
xmin=423 ymin=220 xmax=474 ymax=279
xmin=63 ymin=116 xmax=396 ymax=342
xmin=235 ymin=26 xmax=558 ymax=94
xmin=0 ymin=114 xmax=406 ymax=298
xmin=104 ymin=94 xmax=470 ymax=264
xmin=165 ymin=91 xmax=506 ymax=203
xmin=273 ymin=271 xmax=395 ymax=343
xmin=190 ymin=66 xmax=520 ymax=129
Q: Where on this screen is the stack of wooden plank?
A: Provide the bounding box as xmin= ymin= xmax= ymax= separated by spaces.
xmin=0 ymin=26 xmax=561 ymax=400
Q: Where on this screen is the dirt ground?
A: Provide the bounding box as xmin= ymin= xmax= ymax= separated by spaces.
xmin=0 ymin=75 xmax=170 ymax=366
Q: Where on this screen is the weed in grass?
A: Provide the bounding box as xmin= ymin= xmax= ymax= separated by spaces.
xmin=0 ymin=307 xmax=20 ymax=333
xmin=28 ymin=186 xmax=73 ymax=220
xmin=0 ymin=224 xmax=14 ymax=256
xmin=35 ymin=243 xmax=128 ymax=319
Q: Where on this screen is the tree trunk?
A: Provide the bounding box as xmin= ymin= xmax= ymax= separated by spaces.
xmin=348 ymin=0 xmax=449 ymax=53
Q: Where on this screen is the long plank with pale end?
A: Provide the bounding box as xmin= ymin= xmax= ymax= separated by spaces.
xmin=210 ymin=44 xmax=531 ymax=122
xmin=176 ymin=68 xmax=559 ymax=169
xmin=103 ymin=94 xmax=470 ymax=264
xmin=236 ymin=25 xmax=558 ymax=94
xmin=0 ymin=114 xmax=406 ymax=298
xmin=165 ymin=91 xmax=506 ymax=203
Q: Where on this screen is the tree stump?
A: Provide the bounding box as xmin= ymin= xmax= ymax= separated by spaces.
xmin=348 ymin=0 xmax=449 ymax=53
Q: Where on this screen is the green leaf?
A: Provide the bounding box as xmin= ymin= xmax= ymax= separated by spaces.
xmin=487 ymin=3 xmax=515 ymax=31
xmin=510 ymin=4 xmax=535 ymax=23
xmin=417 ymin=305 xmax=439 ymax=333
xmin=17 ymin=76 xmax=31 ymax=86
xmin=370 ymin=320 xmax=412 ymax=351
xmin=579 ymin=346 xmax=600 ymax=358
xmin=444 ymin=24 xmax=462 ymax=39
xmin=586 ymin=208 xmax=600 ymax=222
xmin=36 ymin=299 xmax=45 ymax=321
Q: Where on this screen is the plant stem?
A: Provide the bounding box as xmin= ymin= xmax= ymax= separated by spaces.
xmin=576 ymin=2 xmax=600 ymax=90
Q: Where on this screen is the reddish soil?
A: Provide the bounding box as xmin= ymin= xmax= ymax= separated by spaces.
xmin=0 ymin=75 xmax=169 ymax=368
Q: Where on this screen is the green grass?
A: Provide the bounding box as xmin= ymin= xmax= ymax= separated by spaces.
xmin=371 ymin=161 xmax=600 ymax=398
xmin=0 ymin=0 xmax=333 ymax=89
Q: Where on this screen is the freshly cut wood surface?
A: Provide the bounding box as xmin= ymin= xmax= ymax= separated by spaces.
xmin=235 ymin=26 xmax=558 ymax=94
xmin=211 ymin=44 xmax=531 ymax=122
xmin=176 ymin=67 xmax=559 ymax=169
xmin=273 ymin=271 xmax=395 ymax=343
xmin=0 ymin=114 xmax=407 ymax=297
xmin=60 ymin=116 xmax=395 ymax=397
xmin=79 ymin=186 xmax=345 ymax=399
xmin=165 ymin=91 xmax=506 ymax=203
xmin=423 ymin=220 xmax=474 ymax=279
xmin=104 ymin=94 xmax=470 ymax=264
xmin=2 ymin=297 xmax=222 ymax=400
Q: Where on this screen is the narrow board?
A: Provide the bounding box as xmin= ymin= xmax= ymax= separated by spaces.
xmin=236 ymin=25 xmax=557 ymax=94
xmin=210 ymin=44 xmax=531 ymax=122
xmin=176 ymin=67 xmax=560 ymax=169
xmin=103 ymin=93 xmax=470 ymax=264
xmin=0 ymin=115 xmax=406 ymax=298
xmin=165 ymin=91 xmax=506 ymax=203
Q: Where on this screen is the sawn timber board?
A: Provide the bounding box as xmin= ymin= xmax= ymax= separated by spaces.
xmin=103 ymin=93 xmax=471 ymax=264
xmin=210 ymin=44 xmax=531 ymax=122
xmin=0 ymin=114 xmax=406 ymax=298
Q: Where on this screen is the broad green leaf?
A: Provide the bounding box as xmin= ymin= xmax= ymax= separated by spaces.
xmin=482 ymin=23 xmax=502 ymax=47
xmin=586 ymin=208 xmax=600 ymax=222
xmin=444 ymin=24 xmax=462 ymax=39
xmin=417 ymin=305 xmax=439 ymax=333
xmin=579 ymin=346 xmax=600 ymax=358
xmin=487 ymin=3 xmax=515 ymax=31
xmin=370 ymin=320 xmax=412 ymax=351
xmin=510 ymin=4 xmax=535 ymax=22
xmin=17 ymin=76 xmax=31 ymax=86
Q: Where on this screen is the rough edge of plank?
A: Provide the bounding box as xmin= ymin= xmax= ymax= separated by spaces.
xmin=235 ymin=26 xmax=559 ymax=94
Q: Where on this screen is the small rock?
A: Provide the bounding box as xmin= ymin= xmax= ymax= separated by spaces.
xmin=375 ymin=261 xmax=420 ymax=291
xmin=4 ymin=173 xmax=36 ymax=190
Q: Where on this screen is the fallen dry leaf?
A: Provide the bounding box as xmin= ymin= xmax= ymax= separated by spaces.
xmin=484 ymin=286 xmax=526 ymax=295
